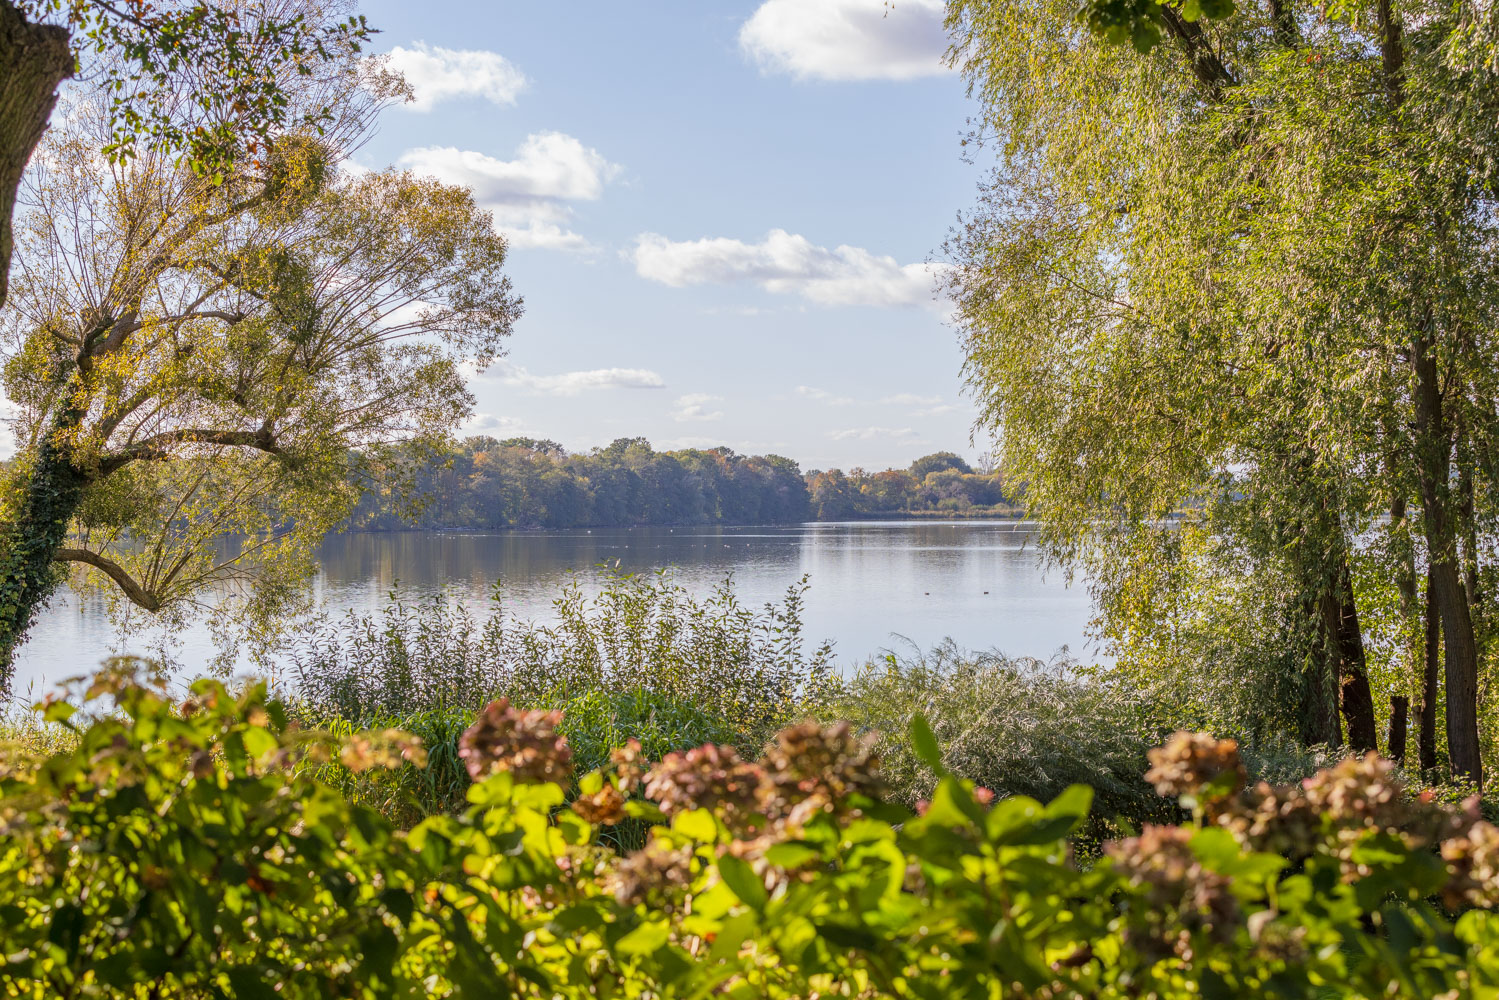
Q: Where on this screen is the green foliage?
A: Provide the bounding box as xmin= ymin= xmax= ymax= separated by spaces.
xmin=825 ymin=643 xmax=1181 ymax=831
xmin=306 ymin=689 xmax=737 ymax=830
xmin=289 ymin=570 xmax=833 ymax=825
xmin=351 ymin=437 xmax=1015 ymax=529
xmin=292 ymin=569 xmax=833 ymax=739
xmin=908 ymin=450 xmax=971 ymax=479
xmin=17 ymin=0 xmax=373 ymax=180
xmin=0 ymin=52 xmax=518 ymax=681
xmin=4 ymin=663 xmax=1499 ymax=998
xmin=944 ymin=0 xmax=1499 ymax=781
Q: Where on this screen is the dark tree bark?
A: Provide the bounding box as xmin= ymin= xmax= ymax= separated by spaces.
xmin=0 ymin=0 xmax=72 ymax=309
xmin=1411 ymin=330 xmax=1482 ymax=787
xmin=1388 ymin=695 xmax=1409 ymax=765
xmin=1327 ymin=561 xmax=1379 ymax=754
xmin=1389 ymin=492 xmax=1426 ymax=759
xmin=1415 ymin=563 xmax=1442 ymax=771
xmin=1299 ymin=592 xmax=1342 ymax=747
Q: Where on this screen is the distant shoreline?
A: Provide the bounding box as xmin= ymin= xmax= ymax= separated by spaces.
xmin=338 ymin=509 xmax=1028 ymax=534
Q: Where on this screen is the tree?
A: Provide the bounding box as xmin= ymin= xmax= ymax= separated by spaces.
xmin=0 ymin=56 xmax=519 ymax=678
xmin=909 ymin=451 xmax=971 ymax=480
xmin=945 ymin=0 xmax=1499 ymax=783
xmin=1 ymin=0 xmax=371 ymax=310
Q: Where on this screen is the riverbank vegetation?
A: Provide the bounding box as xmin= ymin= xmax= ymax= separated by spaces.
xmin=3 ymin=659 xmax=1499 ymax=997
xmin=5 ymin=0 xmax=1499 ymax=993
xmin=945 ymin=0 xmax=1499 ymax=792
xmin=349 ymin=436 xmax=1017 ymax=530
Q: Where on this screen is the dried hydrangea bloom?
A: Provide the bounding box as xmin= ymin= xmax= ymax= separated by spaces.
xmin=458 ymin=698 xmax=572 ymax=784
xmin=1105 ymin=825 xmax=1241 ymax=962
xmin=610 ymin=737 xmax=647 ymax=794
xmin=759 ymin=720 xmax=881 ymax=819
xmin=644 ymin=744 xmax=767 ymax=825
xmin=1213 ymin=780 xmax=1325 ymax=861
xmin=1145 ymin=731 xmax=1246 ymax=802
xmin=572 ymin=783 xmax=627 ymax=826
xmin=1443 ymin=819 xmax=1499 ymax=909
xmin=1209 ymin=752 xmax=1480 ymax=889
xmin=611 ymin=841 xmax=696 ymax=908
xmin=339 ymin=729 xmax=427 ymax=773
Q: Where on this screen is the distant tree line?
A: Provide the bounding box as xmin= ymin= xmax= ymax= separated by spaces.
xmin=351 ymin=438 xmax=1015 ymax=530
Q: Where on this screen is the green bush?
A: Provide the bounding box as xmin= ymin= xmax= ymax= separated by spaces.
xmin=291 ymin=569 xmax=832 ymax=744
xmin=308 ymin=687 xmax=737 ymax=829
xmin=4 ymin=663 xmax=1499 ymax=998
xmin=826 ymin=643 xmax=1180 ymax=830
xmin=288 ymin=570 xmax=834 ymax=827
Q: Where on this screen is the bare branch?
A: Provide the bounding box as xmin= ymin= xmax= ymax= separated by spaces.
xmin=53 ymin=548 xmax=160 ymax=612
xmin=100 ymin=427 xmax=283 ymax=474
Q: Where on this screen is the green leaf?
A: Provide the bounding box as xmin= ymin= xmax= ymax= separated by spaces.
xmin=909 ymin=714 xmax=945 ymax=773
xmin=672 ymin=807 xmax=717 ymax=842
xmin=716 ymin=855 xmax=768 ymax=910
xmin=615 ymin=920 xmax=672 ymax=956
xmin=764 ymin=842 xmax=822 ymax=868
xmin=224 ymin=967 xmax=278 ymax=1000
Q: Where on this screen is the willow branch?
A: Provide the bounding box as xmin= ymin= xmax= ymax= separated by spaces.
xmin=53 ymin=548 xmax=160 ymax=612
xmin=99 ymin=427 xmax=283 ymax=474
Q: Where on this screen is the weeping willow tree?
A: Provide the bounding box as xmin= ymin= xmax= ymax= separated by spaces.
xmin=944 ymin=0 xmax=1499 ymax=785
xmin=0 ymin=44 xmax=520 ymax=680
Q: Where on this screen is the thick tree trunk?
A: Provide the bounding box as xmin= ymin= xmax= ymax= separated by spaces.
xmin=0 ymin=0 xmax=73 ymax=309
xmin=1328 ymin=561 xmax=1379 ymax=754
xmin=1415 ymin=563 xmax=1442 ymax=771
xmin=1388 ymin=695 xmax=1409 ymax=765
xmin=0 ymin=403 xmax=90 ymax=688
xmin=1299 ymin=593 xmax=1342 ymax=747
xmin=1389 ymin=492 xmax=1426 ymax=760
xmin=1411 ymin=332 xmax=1483 ymax=787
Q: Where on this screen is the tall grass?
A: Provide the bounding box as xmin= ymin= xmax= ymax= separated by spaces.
xmin=288 ymin=569 xmax=835 ymax=825
xmin=824 ymin=641 xmax=1181 ymax=830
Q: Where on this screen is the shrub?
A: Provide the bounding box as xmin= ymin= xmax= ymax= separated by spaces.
xmin=288 ymin=570 xmax=830 ymax=826
xmin=290 ymin=569 xmax=833 ymax=747
xmin=307 ymin=688 xmax=737 ymax=829
xmin=826 ymin=642 xmax=1180 ymax=830
xmin=4 ymin=664 xmax=1499 ymax=998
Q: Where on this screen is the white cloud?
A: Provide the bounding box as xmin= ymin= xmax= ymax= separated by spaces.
xmin=830 ymin=426 xmax=918 ymax=441
xmin=672 ymin=393 xmax=725 ymax=422
xmin=385 ymin=43 xmax=528 ymax=111
xmin=797 ymin=385 xmax=854 ymax=405
xmin=464 ymin=413 xmax=527 ymax=435
xmin=739 ymin=0 xmax=952 ymax=82
xmin=879 ymin=392 xmax=962 ymax=416
xmin=399 ymin=133 xmax=621 ymax=251
xmin=880 ymin=392 xmax=941 ymax=406
xmin=632 ymin=229 xmax=942 ymax=308
xmin=485 ymin=362 xmax=666 ymax=396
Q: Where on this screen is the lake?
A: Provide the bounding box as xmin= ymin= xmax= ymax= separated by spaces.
xmin=11 ymin=521 xmax=1100 ymax=697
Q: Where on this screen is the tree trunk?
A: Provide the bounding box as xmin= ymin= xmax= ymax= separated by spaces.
xmin=1415 ymin=562 xmax=1441 ymax=771
xmin=0 ymin=403 xmax=91 ymax=688
xmin=1388 ymin=695 xmax=1409 ymax=765
xmin=1411 ymin=331 xmax=1482 ymax=787
xmin=1329 ymin=561 xmax=1379 ymax=754
xmin=1299 ymin=593 xmax=1342 ymax=747
xmin=0 ymin=0 xmax=73 ymax=310
xmin=1390 ymin=492 xmax=1426 ymax=760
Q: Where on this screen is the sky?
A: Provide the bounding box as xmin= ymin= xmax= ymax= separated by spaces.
xmin=349 ymin=0 xmax=987 ymax=472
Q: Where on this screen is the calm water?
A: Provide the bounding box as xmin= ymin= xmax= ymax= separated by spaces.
xmin=12 ymin=521 xmax=1099 ymax=696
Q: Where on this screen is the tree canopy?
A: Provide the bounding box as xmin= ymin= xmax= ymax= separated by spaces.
xmin=0 ymin=35 xmax=519 ymax=680
xmin=945 ymin=0 xmax=1499 ymax=785
xmin=0 ymin=0 xmax=372 ymax=310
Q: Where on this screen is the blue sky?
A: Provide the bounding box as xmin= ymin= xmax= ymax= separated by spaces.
xmin=352 ymin=0 xmax=986 ymax=471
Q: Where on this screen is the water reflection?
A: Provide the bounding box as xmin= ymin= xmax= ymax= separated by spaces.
xmin=13 ymin=521 xmax=1099 ymax=696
